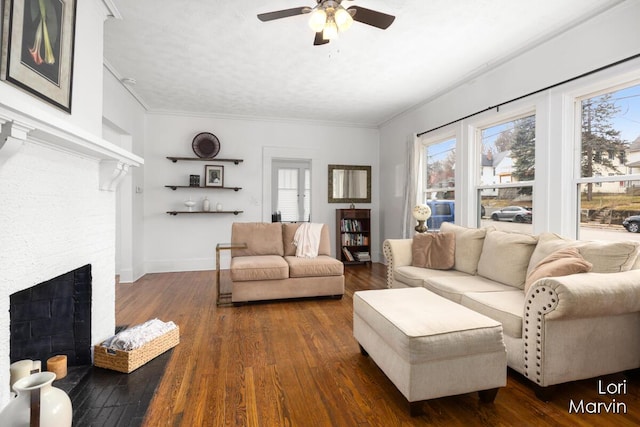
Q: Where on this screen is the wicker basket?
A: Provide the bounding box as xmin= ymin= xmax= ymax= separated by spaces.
xmin=93 ymin=326 xmax=179 ymax=373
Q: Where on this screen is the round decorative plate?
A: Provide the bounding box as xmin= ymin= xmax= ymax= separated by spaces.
xmin=192 ymin=132 xmax=220 ymax=158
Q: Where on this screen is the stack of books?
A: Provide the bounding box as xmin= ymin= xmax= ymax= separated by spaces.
xmin=353 ymin=251 xmax=371 ymax=262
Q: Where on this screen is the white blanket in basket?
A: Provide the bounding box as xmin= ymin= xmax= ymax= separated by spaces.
xmin=101 ymin=318 xmax=177 ymax=351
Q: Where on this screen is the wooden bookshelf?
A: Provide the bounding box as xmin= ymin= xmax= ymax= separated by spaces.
xmin=336 ymin=209 xmax=371 ymax=265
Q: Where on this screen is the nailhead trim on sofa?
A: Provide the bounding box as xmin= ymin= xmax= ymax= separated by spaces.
xmin=523 ymin=285 xmax=559 ymax=385
xmin=383 ymin=240 xmax=394 ymax=288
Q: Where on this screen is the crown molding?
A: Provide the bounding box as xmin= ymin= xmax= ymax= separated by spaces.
xmin=101 ymin=0 xmax=122 ymax=19
xmin=103 ymin=60 xmax=150 ymax=110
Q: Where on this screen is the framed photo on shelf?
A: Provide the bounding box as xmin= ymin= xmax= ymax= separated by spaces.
xmin=1 ymin=0 xmax=77 ymax=112
xmin=205 ymin=165 xmax=224 ymax=187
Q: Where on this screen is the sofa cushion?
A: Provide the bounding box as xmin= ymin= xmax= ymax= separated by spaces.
xmin=230 ymin=255 xmax=289 ymax=281
xmin=231 ymin=222 xmax=284 ymax=256
xmin=524 ymin=247 xmax=592 ymax=293
xmin=424 ymin=275 xmax=517 ymax=304
xmin=477 ymin=230 xmax=538 ymax=289
xmin=461 ymin=291 xmax=525 ymax=338
xmin=285 ymin=255 xmax=344 ymax=278
xmin=283 ymin=223 xmax=332 ymax=256
xmin=440 ymin=223 xmax=490 ymax=275
xmin=411 ymin=232 xmax=455 ymax=270
xmin=527 ymin=232 xmax=640 ymax=275
xmin=394 ymin=266 xmax=469 ymax=288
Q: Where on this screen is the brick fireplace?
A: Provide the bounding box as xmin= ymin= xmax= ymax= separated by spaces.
xmin=0 ymin=115 xmax=142 ymax=408
xmin=10 ymin=265 xmax=93 ymax=367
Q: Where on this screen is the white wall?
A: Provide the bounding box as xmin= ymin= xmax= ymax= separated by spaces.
xmin=379 ymin=0 xmax=640 ymax=244
xmin=143 ymin=114 xmax=380 ymax=272
xmin=102 ymin=69 xmax=147 ymax=282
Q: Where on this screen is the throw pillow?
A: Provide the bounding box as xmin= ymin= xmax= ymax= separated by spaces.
xmin=527 ymin=232 xmax=640 ymax=275
xmin=476 ymin=229 xmax=538 ymax=289
xmin=411 ymin=232 xmax=456 ymax=270
xmin=439 ymin=222 xmax=492 ymax=275
xmin=525 ymin=247 xmax=593 ymax=293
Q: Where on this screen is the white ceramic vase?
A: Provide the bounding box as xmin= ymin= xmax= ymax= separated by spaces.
xmin=216 ymin=202 xmax=223 ymax=212
xmin=0 ymin=372 xmax=72 ymax=427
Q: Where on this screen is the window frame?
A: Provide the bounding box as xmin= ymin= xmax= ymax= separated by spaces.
xmin=573 ymin=79 xmax=640 ymax=238
xmin=420 ymin=135 xmax=457 ymax=203
xmin=271 ymin=159 xmax=311 ymax=222
xmin=472 ymin=109 xmax=537 ymax=228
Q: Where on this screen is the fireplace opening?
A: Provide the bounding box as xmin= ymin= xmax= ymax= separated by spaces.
xmin=10 ymin=264 xmax=92 ymax=367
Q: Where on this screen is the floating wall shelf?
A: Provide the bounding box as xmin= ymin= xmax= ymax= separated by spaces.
xmin=164 ymin=185 xmax=241 ymax=191
xmin=166 ymin=157 xmax=243 ymax=165
xmin=166 ymin=210 xmax=243 ymax=216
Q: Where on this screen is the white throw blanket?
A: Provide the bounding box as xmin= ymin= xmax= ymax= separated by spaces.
xmin=102 ymin=318 xmax=177 ymax=351
xmin=293 ymin=223 xmax=323 ymax=258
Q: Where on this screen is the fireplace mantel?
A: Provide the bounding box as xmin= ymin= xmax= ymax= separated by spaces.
xmin=0 ymin=103 xmax=143 ymax=191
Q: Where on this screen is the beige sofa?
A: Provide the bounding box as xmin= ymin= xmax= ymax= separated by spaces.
xmin=230 ymin=222 xmax=344 ymax=303
xmin=383 ymin=222 xmax=640 ymax=396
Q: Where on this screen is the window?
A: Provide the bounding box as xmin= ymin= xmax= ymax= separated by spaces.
xmin=577 ymin=83 xmax=640 ymax=240
xmin=478 ymin=114 xmax=535 ymax=231
xmin=272 ymin=160 xmax=311 ymax=222
xmin=423 ymin=137 xmax=456 ymax=201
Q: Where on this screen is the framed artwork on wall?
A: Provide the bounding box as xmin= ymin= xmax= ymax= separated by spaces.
xmin=205 ymin=165 xmax=224 ymax=187
xmin=1 ymin=0 xmax=77 ymax=113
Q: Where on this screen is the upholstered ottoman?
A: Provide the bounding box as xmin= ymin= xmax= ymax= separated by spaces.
xmin=353 ymin=287 xmax=506 ymax=415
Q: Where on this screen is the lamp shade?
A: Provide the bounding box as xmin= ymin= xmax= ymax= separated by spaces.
xmin=334 ymin=7 xmax=353 ymax=31
xmin=309 ymin=8 xmax=327 ymax=32
xmin=322 ymin=19 xmax=338 ymax=40
xmin=412 ymin=204 xmax=432 ymax=221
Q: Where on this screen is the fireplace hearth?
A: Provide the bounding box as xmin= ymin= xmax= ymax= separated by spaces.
xmin=10 ymin=265 xmax=92 ymax=367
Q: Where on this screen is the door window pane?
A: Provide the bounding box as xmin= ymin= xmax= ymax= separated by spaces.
xmin=277 ymin=168 xmax=299 ymax=222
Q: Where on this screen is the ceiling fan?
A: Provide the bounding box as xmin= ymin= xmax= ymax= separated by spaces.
xmin=257 ymin=0 xmax=395 ymax=46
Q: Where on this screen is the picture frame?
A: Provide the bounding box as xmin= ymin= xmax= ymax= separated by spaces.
xmin=205 ymin=165 xmax=224 ymax=187
xmin=1 ymin=0 xmax=77 ymax=112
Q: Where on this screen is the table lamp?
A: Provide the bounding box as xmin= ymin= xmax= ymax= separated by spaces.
xmin=412 ymin=204 xmax=431 ymax=233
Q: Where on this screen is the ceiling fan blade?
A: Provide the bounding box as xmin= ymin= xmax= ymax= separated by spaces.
xmin=314 ymin=31 xmax=330 ymax=46
xmin=347 ymin=6 xmax=395 ymax=29
xmin=257 ymin=7 xmax=310 ymax=22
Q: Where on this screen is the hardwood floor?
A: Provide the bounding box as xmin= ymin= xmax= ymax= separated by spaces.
xmin=116 ymin=264 xmax=640 ymax=426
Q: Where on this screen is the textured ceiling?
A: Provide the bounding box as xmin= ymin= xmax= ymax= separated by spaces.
xmin=103 ymin=0 xmax=621 ymax=126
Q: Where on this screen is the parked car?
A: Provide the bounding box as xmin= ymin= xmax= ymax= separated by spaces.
xmin=623 ymin=215 xmax=640 ymax=233
xmin=490 ymin=206 xmax=532 ymax=223
xmin=426 ymin=200 xmax=455 ymax=230
xmin=424 ymin=200 xmax=486 ymax=229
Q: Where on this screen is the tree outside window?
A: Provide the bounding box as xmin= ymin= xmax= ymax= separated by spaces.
xmin=578 ymin=83 xmax=640 ymax=232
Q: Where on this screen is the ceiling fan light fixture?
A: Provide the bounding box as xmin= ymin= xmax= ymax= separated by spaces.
xmin=322 ymin=18 xmax=338 ymax=40
xmin=334 ymin=7 xmax=353 ymax=32
xmin=308 ymin=8 xmax=327 ymax=32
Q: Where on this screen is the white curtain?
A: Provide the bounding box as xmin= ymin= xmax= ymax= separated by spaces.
xmin=401 ymin=135 xmax=422 ymax=238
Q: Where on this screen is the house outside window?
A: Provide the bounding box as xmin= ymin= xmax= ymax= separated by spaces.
xmin=478 ymin=114 xmax=535 ymax=231
xmin=578 ymin=83 xmax=640 ymax=238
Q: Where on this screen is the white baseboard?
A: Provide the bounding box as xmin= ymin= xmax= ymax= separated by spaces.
xmin=144 ymin=257 xmax=216 ymax=274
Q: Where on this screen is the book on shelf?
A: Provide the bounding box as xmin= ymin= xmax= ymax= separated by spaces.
xmin=341 ymin=233 xmax=369 ymax=246
xmin=340 ymin=219 xmax=364 ymax=232
xmin=342 ymin=247 xmax=354 ymax=261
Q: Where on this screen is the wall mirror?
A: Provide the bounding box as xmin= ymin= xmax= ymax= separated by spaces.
xmin=328 ymin=164 xmax=371 ymax=203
